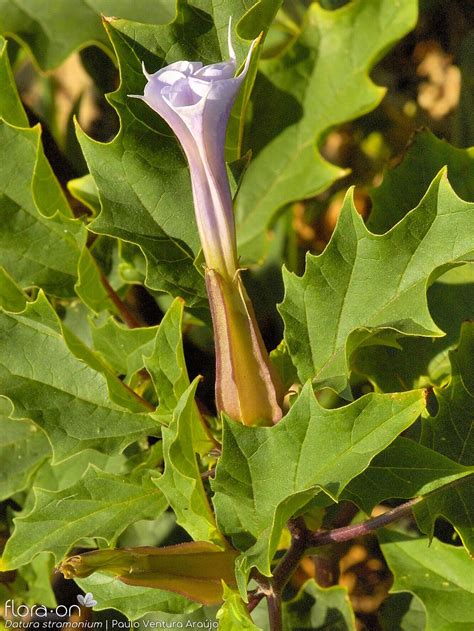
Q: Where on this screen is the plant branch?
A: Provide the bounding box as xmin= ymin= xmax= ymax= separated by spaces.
xmin=266 ymin=590 xmax=282 ymax=631
xmin=247 ymin=589 xmax=265 ymax=614
xmin=307 ymin=497 xmax=423 ymax=547
xmin=100 ymin=272 xmax=142 ymax=329
xmin=249 ymin=497 xmax=424 ymax=627
xmin=272 ymin=517 xmax=309 ymax=593
xmin=200 ymin=467 xmax=216 ymax=480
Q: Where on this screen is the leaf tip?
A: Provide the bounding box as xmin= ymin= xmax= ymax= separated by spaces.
xmin=0 ymin=557 xmax=10 ymax=572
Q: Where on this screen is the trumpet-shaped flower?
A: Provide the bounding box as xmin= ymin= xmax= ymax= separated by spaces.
xmin=132 ymin=23 xmax=254 ymax=280
xmin=131 ymin=24 xmax=284 ymax=425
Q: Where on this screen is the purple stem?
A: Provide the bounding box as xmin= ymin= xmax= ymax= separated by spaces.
xmin=307 ymin=497 xmax=422 ymax=547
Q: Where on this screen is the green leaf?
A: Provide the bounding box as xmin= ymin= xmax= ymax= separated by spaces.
xmin=421 ymin=321 xmax=474 ymax=466
xmin=0 ymin=0 xmax=176 ymax=71
xmin=78 ymin=2 xmax=279 ymax=304
xmin=379 ymin=530 xmax=474 ymax=631
xmin=216 ymin=584 xmax=261 ymax=630
xmin=67 ymin=173 xmax=101 ymax=216
xmin=0 ymin=36 xmax=28 ymax=125
xmin=29 ymin=449 xmax=126 ymax=495
xmin=1 ymin=466 xmax=167 ymax=570
xmin=282 ymin=579 xmax=356 ymax=631
xmin=145 ymin=298 xmax=214 ymax=452
xmin=343 ymin=438 xmax=473 ymax=511
xmin=75 ymin=571 xmax=200 ymax=620
xmin=454 ymin=33 xmax=474 ymax=148
xmin=15 ymin=554 xmax=57 ymax=608
xmin=235 ymin=0 xmax=418 ymax=261
xmin=0 ymin=292 xmax=159 ymax=462
xmin=414 ymin=319 xmax=474 ymax=553
xmin=414 ymin=476 xmax=474 ymax=555
xmin=0 ymin=401 xmax=51 ymax=501
xmin=92 ymin=317 xmax=158 ymax=378
xmin=269 ymin=340 xmax=298 ymax=390
xmin=280 ymin=171 xmax=474 ymax=395
xmin=145 ymin=299 xmax=192 ymax=419
xmin=212 ymin=385 xmax=425 ymax=585
xmin=0 ymin=267 xmax=27 ymax=313
xmin=75 ymin=247 xmax=117 ymax=315
xmin=347 ymin=326 xmax=474 ymax=552
xmin=379 ymin=593 xmax=426 ymax=631
xmin=154 ymin=379 xmax=224 ymax=546
xmin=0 ymin=37 xmax=86 ymax=298
xmin=0 ymin=121 xmax=86 ymax=297
xmin=353 ymin=264 xmax=474 ymax=393
xmin=369 ymin=131 xmax=474 ymax=233
xmin=61 ymin=320 xmax=153 ymax=413
xmin=0 ymin=553 xmax=57 ymax=609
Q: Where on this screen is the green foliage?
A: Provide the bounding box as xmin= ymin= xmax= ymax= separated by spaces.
xmin=1 ymin=467 xmax=167 ymax=569
xmin=346 ymin=323 xmax=474 ymax=553
xmin=379 ymin=530 xmax=474 ymax=631
xmin=0 ymin=405 xmax=50 ymax=501
xmin=216 ymin=585 xmax=261 ymax=630
xmin=0 ymin=293 xmax=159 ymax=462
xmin=75 ymin=572 xmax=200 ymax=620
xmin=353 ymin=265 xmax=474 ymax=392
xmin=145 ymin=298 xmax=214 ymax=451
xmin=236 ymin=0 xmax=418 ymax=260
xmin=154 ymin=380 xmax=224 ymax=546
xmin=0 ymin=0 xmax=473 ymax=628
xmin=282 ymin=580 xmax=356 ymax=630
xmin=0 ymin=1 xmax=175 ymax=71
xmin=212 ymin=386 xmax=424 ymax=583
xmin=369 ymin=131 xmax=474 ymax=233
xmin=280 ymin=172 xmax=474 ymax=395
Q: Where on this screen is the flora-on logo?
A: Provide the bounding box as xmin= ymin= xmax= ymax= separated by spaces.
xmin=77 ymin=593 xmax=97 ymax=608
xmin=4 ymin=592 xmax=96 ymax=626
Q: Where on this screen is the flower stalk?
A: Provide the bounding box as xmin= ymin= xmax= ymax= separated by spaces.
xmin=132 ymin=22 xmax=284 ymax=425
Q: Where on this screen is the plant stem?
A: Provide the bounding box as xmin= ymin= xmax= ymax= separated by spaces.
xmin=249 ymin=498 xmax=423 ymax=629
xmin=307 ymin=497 xmax=423 ymax=547
xmin=100 ymin=272 xmax=142 ymax=329
xmin=266 ymin=590 xmax=283 ymax=631
xmin=272 ymin=517 xmax=308 ymax=593
xmin=247 ymin=590 xmax=265 ymax=614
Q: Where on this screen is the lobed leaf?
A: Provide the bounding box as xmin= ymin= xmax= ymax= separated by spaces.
xmin=216 ymin=584 xmax=261 ymax=630
xmin=369 ymin=130 xmax=474 ymax=233
xmin=353 ymin=264 xmax=474 ymax=393
xmin=1 ymin=467 xmax=167 ymax=570
xmin=0 ymin=0 xmax=175 ymax=71
xmin=236 ymin=0 xmax=418 ymax=261
xmin=379 ymin=530 xmax=474 ymax=631
xmin=0 ymin=293 xmax=159 ymax=462
xmin=77 ymin=1 xmax=279 ymax=305
xmin=347 ymin=324 xmax=474 ymax=553
xmin=212 ymin=385 xmax=425 ymax=586
xmin=92 ymin=317 xmax=158 ymax=378
xmin=280 ymin=171 xmax=474 ymax=395
xmin=0 ymin=401 xmax=50 ymax=501
xmin=153 ymin=379 xmax=224 ymax=546
xmin=145 ymin=298 xmax=215 ymax=452
xmin=282 ymin=580 xmax=356 ymax=631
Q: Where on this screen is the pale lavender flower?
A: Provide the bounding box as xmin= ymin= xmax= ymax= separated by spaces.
xmin=131 ymin=22 xmax=256 ymax=280
xmin=130 ymin=24 xmax=284 ymax=426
